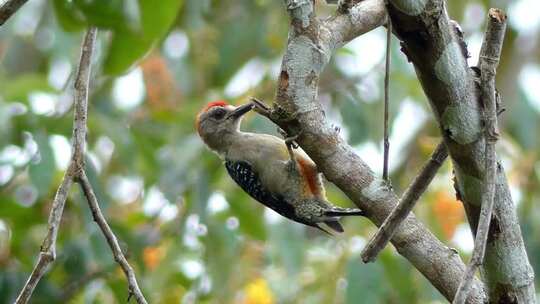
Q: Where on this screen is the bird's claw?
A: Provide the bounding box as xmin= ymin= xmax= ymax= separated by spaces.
xmin=285 ymin=135 xmax=299 ymax=150
xmin=279 ymin=128 xmax=302 ymax=150
xmin=288 ymin=141 xmax=299 ymax=149
xmin=277 ymin=127 xmax=287 ymax=138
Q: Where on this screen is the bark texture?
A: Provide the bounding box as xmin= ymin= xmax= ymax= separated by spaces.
xmin=361 ymin=141 xmax=448 ymax=262
xmin=265 ymin=0 xmax=487 ymax=302
xmin=385 ymin=1 xmax=535 ymax=302
xmin=0 ymin=0 xmax=28 ymax=25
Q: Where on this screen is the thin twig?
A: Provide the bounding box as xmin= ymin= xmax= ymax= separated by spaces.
xmin=14 ymin=170 xmax=74 ymax=304
xmin=382 ymin=15 xmax=391 ymax=181
xmin=453 ymin=8 xmax=506 ymax=304
xmin=0 ymin=0 xmax=28 ymax=25
xmin=14 ymin=27 xmax=98 ymax=304
xmin=15 ymin=27 xmax=148 ymax=304
xmin=71 ymin=27 xmax=95 ymax=167
xmin=361 ymin=141 xmax=448 ymax=262
xmin=78 ymin=172 xmax=148 ymax=304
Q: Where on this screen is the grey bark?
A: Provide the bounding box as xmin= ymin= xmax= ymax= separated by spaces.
xmin=453 ymin=8 xmax=506 ymax=304
xmin=386 ymin=0 xmax=535 ymax=302
xmin=263 ymin=0 xmax=487 ymax=302
xmin=14 ymin=172 xmax=74 ymax=303
xmin=79 ymin=171 xmax=147 ymax=304
xmin=382 ymin=17 xmax=392 ymax=181
xmin=361 ymin=141 xmax=448 ymax=262
xmin=0 ymin=0 xmax=28 ymax=25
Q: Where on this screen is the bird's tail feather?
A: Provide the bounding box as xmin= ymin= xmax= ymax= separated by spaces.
xmin=324 ymin=207 xmax=365 ymax=217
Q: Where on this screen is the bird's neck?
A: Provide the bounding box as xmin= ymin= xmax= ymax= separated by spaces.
xmin=206 ymin=129 xmax=248 ymax=156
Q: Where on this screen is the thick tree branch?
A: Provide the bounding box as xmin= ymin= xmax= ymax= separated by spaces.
xmin=453 ymin=9 xmax=506 ymax=304
xmin=0 ymin=0 xmax=28 ymax=25
xmin=14 ymin=28 xmax=148 ymax=304
xmin=263 ymin=0 xmax=487 ymax=302
xmin=361 ymin=141 xmax=448 ymax=262
xmin=386 ymin=0 xmax=535 ymax=302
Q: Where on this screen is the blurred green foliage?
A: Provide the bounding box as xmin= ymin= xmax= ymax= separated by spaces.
xmin=0 ymin=0 xmax=539 ymax=303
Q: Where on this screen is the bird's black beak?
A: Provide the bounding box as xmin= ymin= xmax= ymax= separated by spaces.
xmin=228 ymin=102 xmax=254 ymax=119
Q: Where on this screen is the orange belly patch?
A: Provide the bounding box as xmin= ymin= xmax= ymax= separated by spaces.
xmin=296 ymin=156 xmax=320 ymax=196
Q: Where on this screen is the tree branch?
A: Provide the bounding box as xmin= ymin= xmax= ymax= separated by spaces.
xmin=385 ymin=0 xmax=535 ymax=301
xmin=324 ymin=0 xmax=387 ymax=49
xmin=78 ymin=171 xmax=147 ymax=304
xmin=361 ymin=141 xmax=448 ymax=262
xmin=261 ymin=0 xmax=487 ymax=301
xmin=14 ymin=171 xmax=74 ymax=303
xmin=382 ymin=15 xmax=391 ymax=181
xmin=14 ymin=28 xmax=148 ymax=304
xmin=0 ymin=0 xmax=28 ymax=25
xmin=453 ymin=9 xmax=506 ymax=304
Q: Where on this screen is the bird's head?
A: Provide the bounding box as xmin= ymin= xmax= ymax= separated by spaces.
xmin=196 ymin=100 xmax=254 ymax=151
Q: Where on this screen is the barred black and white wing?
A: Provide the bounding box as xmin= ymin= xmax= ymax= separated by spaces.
xmin=224 ymin=160 xmax=301 ymax=223
xmin=224 ymin=160 xmax=362 ymax=234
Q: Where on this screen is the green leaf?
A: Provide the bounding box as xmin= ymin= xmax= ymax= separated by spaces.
xmin=103 ymin=0 xmax=184 ymax=75
xmin=51 ymin=0 xmax=86 ymax=32
xmin=52 ymin=0 xmax=130 ymax=32
xmin=72 ymin=0 xmax=128 ymax=29
xmin=29 ymin=132 xmax=56 ymax=197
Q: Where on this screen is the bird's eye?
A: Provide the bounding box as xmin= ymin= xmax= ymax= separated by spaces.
xmin=210 ymin=108 xmax=226 ymax=120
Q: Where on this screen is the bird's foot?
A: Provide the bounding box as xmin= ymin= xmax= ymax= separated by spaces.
xmin=279 ymin=128 xmax=303 ymax=170
xmin=282 ymin=129 xmax=302 ymax=165
xmin=278 ymin=128 xmax=302 ymax=150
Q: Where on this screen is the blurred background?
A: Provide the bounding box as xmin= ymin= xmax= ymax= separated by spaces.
xmin=0 ymin=0 xmax=539 ymax=303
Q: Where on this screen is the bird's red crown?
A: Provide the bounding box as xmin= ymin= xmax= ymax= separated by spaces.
xmin=201 ymin=100 xmax=228 ymax=113
xmin=196 ymin=100 xmax=229 ymax=134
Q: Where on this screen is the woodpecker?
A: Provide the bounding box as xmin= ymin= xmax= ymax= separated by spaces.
xmin=196 ymin=100 xmax=364 ymax=233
